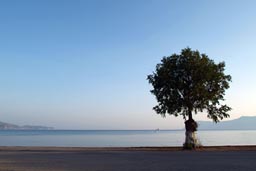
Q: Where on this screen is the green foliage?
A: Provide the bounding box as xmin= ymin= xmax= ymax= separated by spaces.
xmin=147 ymin=48 xmax=232 ymax=122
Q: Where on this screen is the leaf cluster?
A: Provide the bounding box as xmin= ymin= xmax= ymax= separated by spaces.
xmin=147 ymin=48 xmax=232 ymax=122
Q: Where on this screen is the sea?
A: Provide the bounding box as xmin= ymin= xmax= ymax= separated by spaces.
xmin=0 ymin=130 xmax=255 ymax=147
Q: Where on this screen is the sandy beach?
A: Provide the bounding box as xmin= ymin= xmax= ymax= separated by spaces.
xmin=0 ymin=146 xmax=255 ymax=171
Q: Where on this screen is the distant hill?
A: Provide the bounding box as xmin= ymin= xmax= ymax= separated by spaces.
xmin=0 ymin=121 xmax=54 ymax=130
xmin=198 ymin=116 xmax=256 ymax=130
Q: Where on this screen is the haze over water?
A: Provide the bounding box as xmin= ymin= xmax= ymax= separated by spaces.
xmin=0 ymin=130 xmax=256 ymax=147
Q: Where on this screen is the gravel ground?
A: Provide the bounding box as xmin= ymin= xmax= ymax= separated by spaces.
xmin=0 ymin=147 xmax=255 ymax=171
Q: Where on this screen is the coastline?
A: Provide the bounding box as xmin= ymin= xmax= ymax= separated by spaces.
xmin=0 ymin=145 xmax=256 ymax=152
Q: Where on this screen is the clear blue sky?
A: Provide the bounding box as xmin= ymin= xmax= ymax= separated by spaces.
xmin=0 ymin=0 xmax=255 ymax=129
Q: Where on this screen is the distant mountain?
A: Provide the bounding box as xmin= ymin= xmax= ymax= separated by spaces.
xmin=198 ymin=116 xmax=256 ymax=130
xmin=0 ymin=121 xmax=54 ymax=130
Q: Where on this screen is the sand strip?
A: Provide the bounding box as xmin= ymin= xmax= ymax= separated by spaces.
xmin=0 ymin=145 xmax=256 ymax=152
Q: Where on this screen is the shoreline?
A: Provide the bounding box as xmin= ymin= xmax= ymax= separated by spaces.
xmin=0 ymin=145 xmax=256 ymax=152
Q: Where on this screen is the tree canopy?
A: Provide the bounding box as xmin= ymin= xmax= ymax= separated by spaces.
xmin=147 ymin=48 xmax=231 ymax=123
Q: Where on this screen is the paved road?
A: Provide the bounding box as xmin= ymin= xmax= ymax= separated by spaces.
xmin=0 ymin=150 xmax=255 ymax=171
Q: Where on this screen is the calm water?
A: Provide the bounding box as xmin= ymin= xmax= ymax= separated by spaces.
xmin=0 ymin=130 xmax=255 ymax=147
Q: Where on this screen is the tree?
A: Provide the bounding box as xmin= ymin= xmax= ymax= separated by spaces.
xmin=147 ymin=48 xmax=232 ymax=149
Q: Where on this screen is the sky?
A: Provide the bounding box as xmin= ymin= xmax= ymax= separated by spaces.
xmin=0 ymin=0 xmax=256 ymax=129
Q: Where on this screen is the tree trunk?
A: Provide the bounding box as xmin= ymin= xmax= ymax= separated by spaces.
xmin=184 ymin=111 xmax=199 ymax=149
